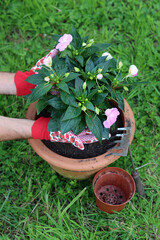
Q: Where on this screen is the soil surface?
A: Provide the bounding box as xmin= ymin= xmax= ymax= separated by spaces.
xmin=39 ymin=109 xmax=123 ymax=159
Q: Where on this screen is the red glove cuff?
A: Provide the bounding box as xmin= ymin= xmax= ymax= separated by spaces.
xmin=32 ymin=117 xmax=51 ymax=140
xmin=14 ymin=70 xmax=36 ymax=96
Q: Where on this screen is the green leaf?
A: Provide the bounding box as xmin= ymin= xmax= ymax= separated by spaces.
xmin=94 ymin=43 xmax=110 ymax=51
xmin=72 ymin=119 xmax=86 ymax=135
xmin=70 ymin=26 xmax=82 ymax=49
xmin=75 ymin=55 xmax=84 ymax=66
xmin=102 ymin=128 xmax=110 ymax=139
xmin=66 ymin=55 xmax=80 ymax=71
xmin=60 ymin=115 xmax=81 ymax=135
xmin=98 ymin=58 xmax=117 ymax=73
xmin=62 ymin=106 xmax=81 ymax=121
xmin=93 ymin=93 xmax=108 ymax=105
xmin=85 ymin=111 xmax=103 ymax=142
xmin=60 ymin=91 xmax=78 ymax=107
xmin=57 ymin=81 xmax=70 ymax=94
xmin=87 ymin=81 xmax=97 ymax=92
xmin=52 ymin=56 xmax=67 ymax=75
xmin=35 ymin=66 xmax=51 ymax=77
xmin=25 ymin=74 xmax=44 ymax=85
xmin=115 ymin=93 xmax=124 ymax=111
xmin=47 ymin=118 xmax=61 ymax=132
xmin=72 ymin=77 xmax=84 ymax=96
xmin=84 ymin=101 xmax=95 ymax=111
xmin=48 ymin=96 xmax=67 ymax=110
xmin=95 ymin=56 xmax=106 ymax=65
xmin=27 ymin=83 xmax=52 ymax=103
xmin=63 ymin=73 xmax=80 ymax=82
xmin=85 ymin=58 xmax=94 ymax=72
xmin=82 ymin=46 xmax=97 ymax=58
xmin=36 ymin=99 xmax=48 ymax=115
xmin=88 ymin=89 xmax=98 ymax=100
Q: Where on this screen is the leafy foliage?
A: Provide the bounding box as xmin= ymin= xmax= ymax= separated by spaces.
xmin=24 ymin=27 xmax=142 ymax=141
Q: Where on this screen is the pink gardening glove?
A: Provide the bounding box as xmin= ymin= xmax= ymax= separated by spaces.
xmin=14 ymin=49 xmax=58 ymax=96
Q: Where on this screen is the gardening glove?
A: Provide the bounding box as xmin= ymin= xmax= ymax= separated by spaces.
xmin=31 ymin=117 xmax=85 ymax=150
xmin=14 ymin=49 xmax=58 ymax=96
xmin=31 ymin=118 xmax=110 ymax=150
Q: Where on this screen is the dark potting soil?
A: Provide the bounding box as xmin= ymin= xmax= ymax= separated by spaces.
xmin=38 ymin=109 xmax=123 ymax=159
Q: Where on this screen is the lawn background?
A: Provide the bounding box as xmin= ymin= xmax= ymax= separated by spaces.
xmin=0 ymin=0 xmax=160 ymax=239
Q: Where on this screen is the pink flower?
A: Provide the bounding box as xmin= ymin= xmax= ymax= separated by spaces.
xmin=56 ymin=34 xmax=73 ymax=52
xmin=103 ymin=108 xmax=120 ymax=128
xmin=97 ymin=73 xmax=103 ymax=79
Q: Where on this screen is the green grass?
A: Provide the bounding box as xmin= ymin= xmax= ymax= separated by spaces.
xmin=0 ymin=0 xmax=160 ymax=239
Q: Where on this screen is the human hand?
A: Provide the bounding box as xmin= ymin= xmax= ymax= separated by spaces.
xmin=31 ymin=117 xmax=85 ymax=150
xmin=14 ymin=49 xmax=58 ymax=96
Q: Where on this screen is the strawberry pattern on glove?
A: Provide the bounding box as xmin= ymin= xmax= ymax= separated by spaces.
xmin=50 ymin=131 xmax=84 ymax=150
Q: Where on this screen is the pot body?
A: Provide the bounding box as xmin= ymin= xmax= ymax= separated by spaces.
xmin=93 ymin=167 xmax=135 ymax=214
xmin=26 ymin=99 xmax=135 ymax=180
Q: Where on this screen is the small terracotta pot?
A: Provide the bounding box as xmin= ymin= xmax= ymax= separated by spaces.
xmin=93 ymin=167 xmax=135 ymax=214
xmin=26 ymin=99 xmax=135 ymax=180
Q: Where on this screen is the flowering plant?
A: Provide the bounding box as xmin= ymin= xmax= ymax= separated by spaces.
xmin=26 ymin=27 xmax=138 ymax=142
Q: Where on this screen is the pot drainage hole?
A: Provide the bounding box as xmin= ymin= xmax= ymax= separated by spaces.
xmin=98 ymin=185 xmax=126 ymax=205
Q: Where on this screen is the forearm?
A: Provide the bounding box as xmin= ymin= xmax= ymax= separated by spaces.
xmin=0 ymin=72 xmax=17 ymax=95
xmin=0 ymin=116 xmax=34 ymax=141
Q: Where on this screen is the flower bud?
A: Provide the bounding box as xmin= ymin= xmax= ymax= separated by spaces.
xmin=129 ymin=65 xmax=138 ymax=77
xmin=78 ymin=102 xmax=82 ymax=107
xmin=74 ymin=67 xmax=80 ymax=72
xmin=43 ymin=56 xmax=52 ymax=68
xmin=123 ymin=86 xmax=129 ymax=91
xmin=89 ymin=39 xmax=94 ymax=44
xmin=44 ymin=76 xmax=50 ymax=82
xmin=82 ymin=42 xmax=87 ymax=46
xmin=119 ymin=61 xmax=123 ymax=69
xmin=98 ymin=89 xmax=103 ymax=93
xmin=102 ymin=52 xmax=113 ymax=60
xmin=68 ymin=44 xmax=72 ymax=49
xmin=81 ymin=106 xmax=87 ymax=112
xmin=83 ymin=81 xmax=87 ymax=90
xmin=98 ymin=68 xmax=103 ymax=73
xmin=97 ymin=73 xmax=103 ymax=80
xmin=95 ymin=107 xmax=100 ymax=115
xmin=86 ymin=39 xmax=94 ymax=47
xmin=50 ymin=74 xmax=54 ymax=78
xmin=65 ymin=72 xmax=70 ymax=77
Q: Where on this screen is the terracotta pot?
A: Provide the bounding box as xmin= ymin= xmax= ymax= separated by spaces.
xmin=25 ymin=99 xmax=135 ymax=180
xmin=93 ymin=167 xmax=135 ymax=214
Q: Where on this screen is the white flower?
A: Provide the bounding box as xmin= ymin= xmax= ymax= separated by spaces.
xmin=97 ymin=73 xmax=103 ymax=80
xmin=43 ymin=56 xmax=52 ymax=68
xmin=129 ymin=65 xmax=138 ymax=77
xmin=102 ymin=52 xmax=113 ymax=60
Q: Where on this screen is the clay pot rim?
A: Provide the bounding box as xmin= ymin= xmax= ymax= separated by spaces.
xmin=93 ymin=167 xmax=136 ymax=207
xmin=26 ymin=99 xmax=135 ymax=171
